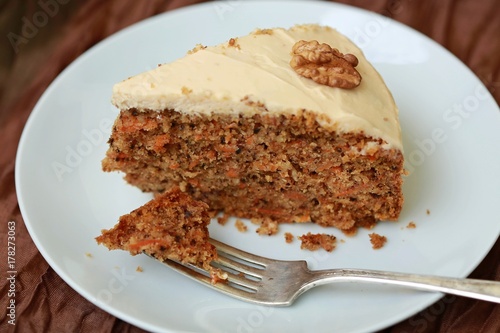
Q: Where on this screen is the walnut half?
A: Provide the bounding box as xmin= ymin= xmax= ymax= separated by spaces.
xmin=290 ymin=40 xmax=361 ymax=89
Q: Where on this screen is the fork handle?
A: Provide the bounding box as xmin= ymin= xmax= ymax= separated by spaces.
xmin=308 ymin=269 xmax=500 ymax=303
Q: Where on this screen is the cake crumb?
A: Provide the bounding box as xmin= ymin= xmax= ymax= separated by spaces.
xmin=235 ymin=219 xmax=247 ymax=232
xmin=256 ymin=218 xmax=279 ymax=236
xmin=228 ymin=37 xmax=240 ymax=49
xmin=369 ymin=233 xmax=387 ymax=249
xmin=211 ymin=268 xmax=228 ymax=284
xmin=136 ymin=266 xmax=143 ymax=272
xmin=85 ymin=252 xmax=93 ymax=258
xmin=240 ymin=95 xmax=267 ymax=109
xmin=181 ymin=86 xmax=192 ymax=95
xmin=253 ymin=28 xmax=274 ymax=35
xmin=284 ymin=232 xmax=294 ymax=243
xmin=407 ymin=221 xmax=416 ymax=229
xmin=217 ymin=213 xmax=230 ymax=225
xmin=250 ymin=217 xmax=262 ymax=225
xmin=299 ymin=233 xmax=336 ymax=252
xmin=426 ymin=209 xmax=430 ymax=215
xmin=342 ymin=227 xmax=358 ymax=237
xmin=187 ymin=43 xmax=206 ymax=54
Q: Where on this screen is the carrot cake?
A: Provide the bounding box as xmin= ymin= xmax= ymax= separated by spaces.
xmin=96 ymin=188 xmax=217 ymax=272
xmin=103 ymin=24 xmax=404 ymax=231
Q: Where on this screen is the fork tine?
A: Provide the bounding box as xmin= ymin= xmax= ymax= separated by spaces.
xmin=214 ymin=254 xmax=264 ymax=279
xmin=219 ymin=269 xmax=261 ymax=291
xmin=146 ymin=254 xmax=261 ymax=300
xmin=163 ymin=258 xmax=213 ymax=285
xmin=144 ymin=239 xmax=298 ymax=305
xmin=210 ymin=239 xmax=272 ymax=267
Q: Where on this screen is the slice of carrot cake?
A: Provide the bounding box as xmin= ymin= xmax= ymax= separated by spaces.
xmin=96 ymin=188 xmax=217 ymax=272
xmin=103 ymin=24 xmax=404 ymax=231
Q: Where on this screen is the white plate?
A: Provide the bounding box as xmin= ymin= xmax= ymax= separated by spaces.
xmin=16 ymin=1 xmax=500 ymax=332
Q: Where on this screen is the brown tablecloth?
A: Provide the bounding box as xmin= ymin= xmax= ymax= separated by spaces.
xmin=1 ymin=0 xmax=499 ymax=332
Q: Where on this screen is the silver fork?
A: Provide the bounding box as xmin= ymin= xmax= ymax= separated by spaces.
xmin=146 ymin=239 xmax=500 ymax=306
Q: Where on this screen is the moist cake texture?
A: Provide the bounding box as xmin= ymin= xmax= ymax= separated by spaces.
xmin=96 ymin=189 xmax=217 ymax=271
xmin=103 ymin=24 xmax=404 ymax=230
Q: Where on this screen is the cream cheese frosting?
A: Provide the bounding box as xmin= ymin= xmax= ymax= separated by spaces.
xmin=112 ymin=24 xmax=402 ymax=150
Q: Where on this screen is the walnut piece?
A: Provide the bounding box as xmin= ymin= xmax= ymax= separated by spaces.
xmin=290 ymin=40 xmax=361 ymax=89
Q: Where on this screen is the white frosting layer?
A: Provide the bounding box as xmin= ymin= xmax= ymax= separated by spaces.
xmin=112 ymin=24 xmax=402 ymax=150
